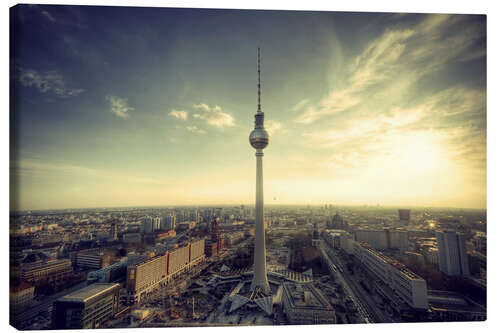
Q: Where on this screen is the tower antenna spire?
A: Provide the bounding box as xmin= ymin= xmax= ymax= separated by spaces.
xmin=257 ymin=47 xmax=262 ymax=113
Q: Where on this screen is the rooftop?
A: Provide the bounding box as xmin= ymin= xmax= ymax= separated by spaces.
xmin=59 ymin=283 xmax=120 ymax=304
xmin=283 ymin=282 xmax=332 ymax=310
xmin=359 ymin=242 xmax=423 ymax=280
xmin=11 ymin=281 xmax=34 ymax=293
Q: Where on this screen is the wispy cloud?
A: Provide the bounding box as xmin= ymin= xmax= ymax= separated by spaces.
xmin=303 ymin=85 xmax=485 ymax=175
xmin=193 ymin=103 xmax=235 ymax=128
xmin=291 ymin=99 xmax=309 ymax=112
xmin=295 ymin=14 xmax=485 ymax=125
xmin=169 ymin=109 xmax=188 ymax=121
xmin=11 ymin=159 xmax=172 ymax=186
xmin=266 ymin=120 xmax=283 ymax=135
xmin=186 ymin=126 xmax=206 ymax=134
xmin=17 ymin=68 xmax=84 ymax=98
xmin=106 ymin=95 xmax=134 ymax=119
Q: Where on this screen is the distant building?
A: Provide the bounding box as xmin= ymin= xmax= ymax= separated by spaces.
xmin=153 ymin=216 xmax=162 ymax=231
xmin=355 ymin=229 xmax=408 ymax=251
xmin=282 ymin=282 xmax=335 ymax=324
xmin=312 ymin=222 xmax=320 ymax=247
xmin=225 ymin=231 xmax=245 ymax=246
xmin=141 ymin=216 xmax=153 ymax=233
xmin=205 ymin=217 xmax=225 ymax=257
xmin=109 ymin=222 xmax=118 ymax=241
xmin=436 ymin=231 xmax=470 ymax=276
xmin=160 ymin=213 xmax=176 ymax=231
xmin=52 ymin=283 xmax=121 ymax=329
xmin=122 ymin=232 xmax=142 ymax=244
xmin=422 ymin=247 xmax=439 ymax=266
xmin=399 ymin=209 xmax=411 ymax=226
xmin=177 ymin=221 xmax=196 ymax=231
xmin=327 ymin=212 xmax=348 ymax=230
xmin=154 ymin=229 xmax=176 ymax=241
xmin=324 ymin=229 xmax=353 ymax=253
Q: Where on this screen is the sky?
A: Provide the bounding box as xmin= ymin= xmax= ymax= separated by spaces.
xmin=9 ymin=5 xmax=486 ymax=211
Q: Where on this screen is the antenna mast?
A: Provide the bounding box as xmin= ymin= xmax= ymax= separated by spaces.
xmin=257 ymin=47 xmax=262 ymax=113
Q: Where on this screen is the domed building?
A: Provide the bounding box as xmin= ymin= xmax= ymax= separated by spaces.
xmin=327 ymin=212 xmax=348 ymax=230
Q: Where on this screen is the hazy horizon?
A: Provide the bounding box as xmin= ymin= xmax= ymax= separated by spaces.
xmin=10 ymin=6 xmax=486 ymax=211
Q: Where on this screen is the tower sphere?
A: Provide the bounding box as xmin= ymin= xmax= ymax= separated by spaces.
xmin=249 ymin=128 xmax=269 ymax=149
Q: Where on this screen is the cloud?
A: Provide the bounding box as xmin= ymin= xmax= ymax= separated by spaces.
xmin=193 ymin=103 xmax=235 ymax=128
xmin=17 ymin=68 xmax=84 ymax=97
xmin=266 ymin=120 xmax=283 ymax=135
xmin=303 ymin=85 xmax=485 ymax=178
xmin=193 ymin=103 xmax=211 ymax=112
xmin=295 ymin=14 xmax=485 ymax=125
xmin=11 ymin=159 xmax=172 ymax=186
xmin=186 ymin=126 xmax=206 ymax=134
xmin=106 ymin=95 xmax=134 ymax=119
xmin=169 ymin=110 xmax=188 ymax=121
xmin=291 ymin=99 xmax=309 ymax=112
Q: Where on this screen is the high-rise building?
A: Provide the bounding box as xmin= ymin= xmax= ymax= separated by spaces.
xmin=312 ymin=222 xmax=320 ymax=247
xmin=153 ymin=216 xmax=162 ymax=231
xmin=399 ymin=209 xmax=411 ymax=226
xmin=109 ymin=222 xmax=118 ymax=241
xmin=436 ymin=230 xmax=470 ymax=276
xmin=141 ymin=216 xmax=153 ymax=233
xmin=249 ymin=48 xmax=270 ymax=293
xmin=160 ymin=213 xmax=176 ymax=231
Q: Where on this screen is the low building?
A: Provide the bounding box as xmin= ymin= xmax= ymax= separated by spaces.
xmin=74 ymin=249 xmax=110 ymax=270
xmin=52 ymin=283 xmax=121 ymax=329
xmin=422 ymin=246 xmax=439 ymax=266
xmin=177 ymin=221 xmax=196 ymax=231
xmin=427 ymin=290 xmax=486 ymax=321
xmin=205 ymin=237 xmax=225 ymax=257
xmin=155 ymin=230 xmax=176 ymax=241
xmin=405 ymin=251 xmax=425 ymax=265
xmin=122 ymin=232 xmax=142 ymax=244
xmin=10 ymin=281 xmax=35 ymax=314
xmin=355 ymin=229 xmax=408 ymax=251
xmin=87 ymin=260 xmax=127 ymax=283
xmin=21 ymin=258 xmax=73 ymax=285
xmin=224 ymin=231 xmax=245 ymax=246
xmin=282 ymin=283 xmax=335 ymax=324
xmin=353 ymin=241 xmax=428 ymax=309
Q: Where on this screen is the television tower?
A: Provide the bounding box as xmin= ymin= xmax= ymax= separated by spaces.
xmin=249 ymin=47 xmax=270 ymax=293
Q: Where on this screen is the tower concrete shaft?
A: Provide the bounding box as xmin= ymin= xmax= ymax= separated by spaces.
xmin=250 ymin=148 xmax=270 ymax=293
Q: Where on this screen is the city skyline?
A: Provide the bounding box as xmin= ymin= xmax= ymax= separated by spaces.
xmin=10 ymin=6 xmax=486 ymax=211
